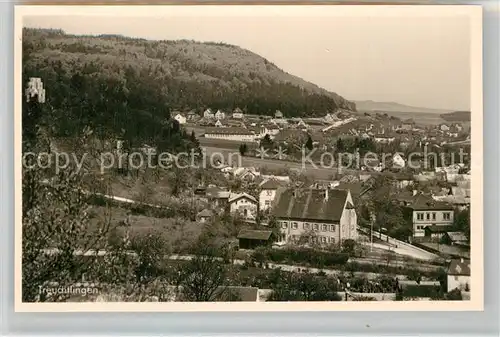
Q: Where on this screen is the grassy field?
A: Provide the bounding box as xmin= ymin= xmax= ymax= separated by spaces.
xmin=89 ymin=205 xmax=203 ymax=251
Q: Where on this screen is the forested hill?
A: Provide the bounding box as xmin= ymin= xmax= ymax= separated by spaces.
xmin=440 ymin=111 xmax=471 ymax=122
xmin=22 ymin=28 xmax=356 ymax=122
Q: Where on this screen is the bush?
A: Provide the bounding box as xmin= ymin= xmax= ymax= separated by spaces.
xmin=251 ymin=247 xmax=349 ymax=269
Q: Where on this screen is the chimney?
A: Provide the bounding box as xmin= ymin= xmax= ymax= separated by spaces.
xmin=413 ymin=190 xmax=418 ymax=196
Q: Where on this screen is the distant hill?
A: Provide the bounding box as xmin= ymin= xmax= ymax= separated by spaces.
xmin=354 ymin=100 xmax=452 ymax=114
xmin=23 ymin=28 xmax=355 ymax=120
xmin=440 ymin=111 xmax=471 ymax=122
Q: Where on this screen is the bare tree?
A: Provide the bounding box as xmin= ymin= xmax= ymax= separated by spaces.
xmin=173 ymin=241 xmax=229 ymax=302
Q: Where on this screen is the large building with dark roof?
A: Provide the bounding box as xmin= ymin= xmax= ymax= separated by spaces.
xmin=271 ymin=188 xmax=357 ymax=246
xmin=396 ymin=191 xmax=454 ymax=238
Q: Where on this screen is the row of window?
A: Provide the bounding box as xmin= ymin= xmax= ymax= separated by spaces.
xmin=416 ymin=212 xmax=452 ymax=221
xmin=283 ymin=235 xmax=336 ymax=244
xmin=280 ymin=221 xmax=336 ymax=232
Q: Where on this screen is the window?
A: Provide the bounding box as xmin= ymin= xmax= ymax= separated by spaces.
xmin=266 ymin=190 xmax=272 ymax=196
xmin=292 ymin=222 xmax=298 ymax=230
xmin=426 ymin=213 xmax=430 ymax=220
xmin=321 ymin=236 xmax=327 ymax=243
xmin=417 ymin=213 xmax=424 ymax=220
xmin=443 ymin=212 xmax=451 ymax=221
xmin=265 ymin=200 xmax=271 ymax=207
xmin=322 ymin=224 xmax=328 ymax=231
xmin=330 ymin=225 xmax=335 ymax=232
xmin=281 ymin=222 xmax=288 ymax=229
xmin=304 ymin=223 xmax=310 ymax=230
xmin=432 ymin=212 xmax=436 ymax=220
xmin=454 ymin=276 xmax=459 ymax=281
xmin=313 ymin=224 xmax=319 ymax=231
xmin=330 ymin=238 xmax=335 ymax=244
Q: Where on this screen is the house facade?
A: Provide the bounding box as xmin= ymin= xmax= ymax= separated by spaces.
xmin=229 ymin=193 xmax=258 ymax=220
xmin=258 ymin=179 xmax=286 ymax=211
xmin=173 ymin=113 xmax=187 ymax=125
xmin=215 ymin=110 xmax=226 ymax=120
xmin=203 ymin=108 xmax=214 ymax=119
xmin=447 ymin=258 xmax=470 ymax=292
xmin=392 ymin=153 xmax=406 ymax=168
xmin=272 ymin=188 xmax=358 ymax=246
xmin=232 ymin=108 xmax=244 ymax=119
xmin=403 ymin=193 xmax=454 ymax=238
xmin=204 ymin=127 xmax=256 ymax=142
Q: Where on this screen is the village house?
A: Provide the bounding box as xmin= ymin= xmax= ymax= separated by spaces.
xmin=229 ymin=193 xmax=258 ymax=220
xmin=232 ymin=108 xmax=244 ymax=119
xmin=233 ymin=167 xmax=261 ymax=181
xmin=263 ymin=124 xmax=280 ymax=137
xmin=391 ymin=153 xmax=406 ymax=168
xmin=173 ymin=113 xmax=187 ymax=125
xmin=274 ymin=110 xmax=284 ymax=119
xmin=203 ymin=108 xmax=214 ymax=119
xmin=196 ymin=209 xmax=214 ymax=224
xmin=214 ymin=119 xmax=224 ymax=128
xmin=439 ymin=124 xmax=450 ymax=132
xmin=258 ymin=178 xmax=287 ymax=211
xmin=323 ymin=113 xmax=339 ymax=124
xmin=205 ymin=186 xmax=231 ymax=209
xmin=215 ymin=109 xmax=226 ymax=120
xmin=272 ymin=188 xmax=358 ymax=246
xmin=391 ymin=172 xmax=413 ymax=189
xmin=261 ymin=174 xmax=290 ymax=183
xmin=204 ymin=127 xmax=256 ymax=142
xmin=423 ymin=225 xmax=456 ymax=241
xmin=186 ymin=110 xmax=199 ymax=121
xmin=237 ymin=229 xmax=273 ymax=250
xmin=447 ymin=258 xmax=470 ymax=293
xmin=400 ymin=119 xmax=414 ymax=131
xmin=374 ymin=135 xmax=396 ymax=144
xmin=442 ymin=231 xmax=469 ymax=247
xmin=397 ymin=192 xmax=454 ymax=239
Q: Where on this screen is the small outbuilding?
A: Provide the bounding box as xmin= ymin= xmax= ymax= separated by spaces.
xmin=237 ymin=229 xmax=273 ymax=250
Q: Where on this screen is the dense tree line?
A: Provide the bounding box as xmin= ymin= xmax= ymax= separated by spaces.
xmin=23 ymin=28 xmax=355 ymax=121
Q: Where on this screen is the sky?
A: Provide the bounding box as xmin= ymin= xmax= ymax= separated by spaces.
xmin=21 ymin=6 xmax=474 ymax=111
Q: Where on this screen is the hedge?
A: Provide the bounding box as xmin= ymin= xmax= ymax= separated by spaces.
xmin=253 ymin=247 xmax=349 ymax=268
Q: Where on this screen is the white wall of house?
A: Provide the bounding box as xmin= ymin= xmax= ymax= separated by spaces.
xmin=259 ymin=189 xmax=277 ymax=211
xmin=205 ymin=133 xmax=256 ymax=142
xmin=276 ymin=191 xmax=358 ymax=245
xmin=233 ymin=112 xmax=244 ymax=119
xmin=174 ymin=114 xmax=187 ymax=125
xmin=215 ymin=111 xmax=226 ymax=120
xmin=393 ymin=154 xmax=406 ymax=168
xmin=277 ymin=219 xmax=340 ymax=246
xmin=374 ymin=137 xmax=395 ymax=143
xmin=340 ymin=192 xmax=358 ymax=241
xmin=447 ymin=275 xmax=470 ymax=292
xmin=413 ymin=210 xmax=454 ymax=237
xmin=230 ymin=198 xmax=258 ymax=220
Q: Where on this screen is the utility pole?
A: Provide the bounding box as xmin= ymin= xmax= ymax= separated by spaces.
xmin=370 ymin=219 xmax=373 ymax=252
